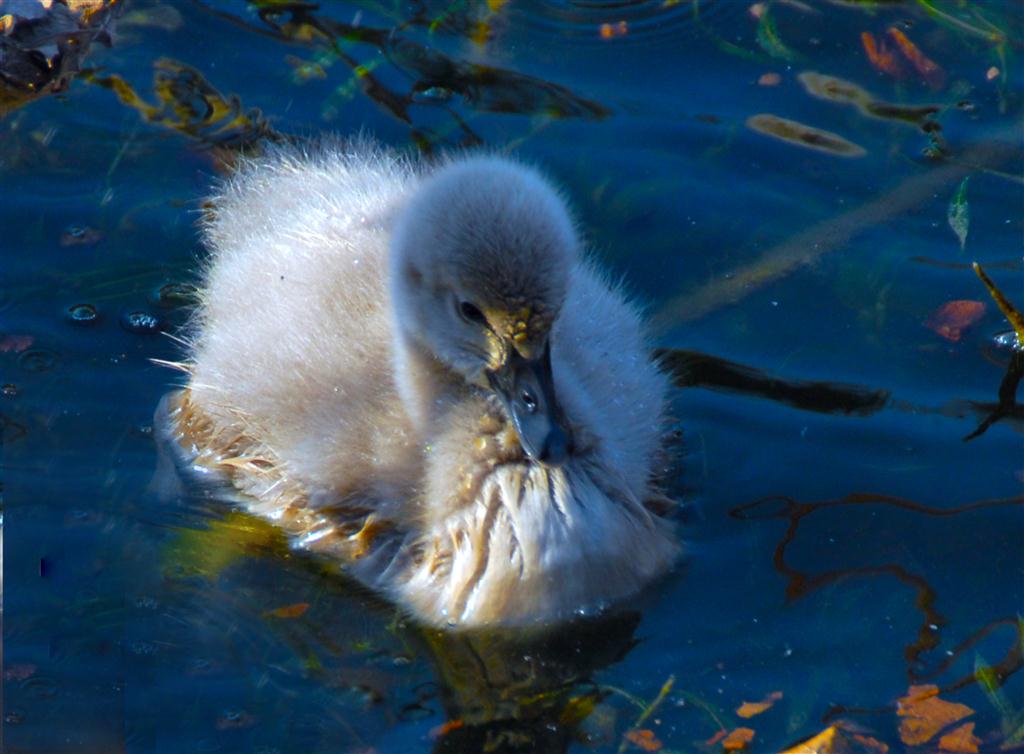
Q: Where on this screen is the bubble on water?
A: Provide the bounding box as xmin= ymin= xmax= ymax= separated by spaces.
xmin=152 ymin=282 xmax=199 ymax=308
xmin=412 ymin=85 xmax=453 ymax=103
xmin=992 ymin=329 xmax=1022 ymax=352
xmin=120 ymin=310 xmax=163 ymax=335
xmin=20 ymin=675 xmax=58 ymax=699
xmin=66 ymin=303 xmax=98 ymax=324
xmin=59 ymin=225 xmax=102 ymax=246
xmin=18 ymin=348 xmax=57 ymax=373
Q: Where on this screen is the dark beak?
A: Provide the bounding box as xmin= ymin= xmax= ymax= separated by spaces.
xmin=486 ymin=342 xmax=572 ymax=466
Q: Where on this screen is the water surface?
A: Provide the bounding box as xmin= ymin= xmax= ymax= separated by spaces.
xmin=2 ymin=0 xmax=1022 ymax=752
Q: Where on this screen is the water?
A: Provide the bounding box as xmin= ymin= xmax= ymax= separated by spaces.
xmin=2 ymin=0 xmax=1022 ymax=751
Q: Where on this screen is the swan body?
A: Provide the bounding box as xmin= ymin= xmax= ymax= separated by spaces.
xmin=171 ymin=139 xmax=678 ymax=627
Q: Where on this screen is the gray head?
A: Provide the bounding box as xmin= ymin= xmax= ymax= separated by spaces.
xmin=390 ymin=156 xmax=578 ymax=465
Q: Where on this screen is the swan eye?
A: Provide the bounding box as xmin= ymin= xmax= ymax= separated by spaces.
xmin=458 ymin=301 xmax=487 ymax=325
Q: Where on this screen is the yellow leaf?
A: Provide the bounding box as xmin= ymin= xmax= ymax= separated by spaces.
xmin=781 ymin=725 xmax=889 ymax=754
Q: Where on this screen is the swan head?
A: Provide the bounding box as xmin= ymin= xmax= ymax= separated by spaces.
xmin=390 ymin=156 xmax=578 ymax=466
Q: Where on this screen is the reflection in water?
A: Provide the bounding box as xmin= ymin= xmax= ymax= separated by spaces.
xmin=83 ymin=59 xmax=281 ymax=156
xmin=152 ymin=433 xmax=645 ymax=753
xmin=0 ymin=0 xmax=119 ymax=115
xmin=731 ymin=492 xmax=1024 ymax=690
xmin=419 ymin=613 xmax=641 ymax=753
xmin=965 ymin=263 xmax=1024 ymax=441
xmin=189 ymin=0 xmax=608 ymax=147
xmin=657 ymin=348 xmax=890 ymax=416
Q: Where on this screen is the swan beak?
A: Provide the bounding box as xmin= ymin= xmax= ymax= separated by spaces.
xmin=486 ymin=342 xmax=572 ymax=466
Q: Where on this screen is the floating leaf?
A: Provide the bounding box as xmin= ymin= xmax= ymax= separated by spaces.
xmin=781 ymin=725 xmax=888 ymax=754
xmin=756 ymin=7 xmax=799 ymax=62
xmin=896 ymin=684 xmax=974 ymax=747
xmin=747 ymin=114 xmax=866 ymax=157
xmin=937 ymin=722 xmax=980 ymax=754
xmin=265 ymin=602 xmax=311 ymax=619
xmin=925 ymin=300 xmax=986 ymax=342
xmin=599 ymin=21 xmax=628 ymax=39
xmin=624 ymin=728 xmax=663 ymax=751
xmin=887 ymin=27 xmax=945 ymax=88
xmin=722 ymin=728 xmax=756 ymax=750
xmin=736 ymin=691 xmax=783 ymax=718
xmin=861 ymin=32 xmax=903 ymax=77
xmin=948 ymin=177 xmax=970 ymax=251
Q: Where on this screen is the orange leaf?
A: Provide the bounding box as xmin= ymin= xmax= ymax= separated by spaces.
xmin=624 ymin=728 xmax=663 ymax=752
xmin=723 ymin=728 xmax=756 ymax=751
xmin=861 ymin=32 xmax=903 ymax=77
xmin=737 ymin=690 xmax=782 ymax=718
xmin=925 ymin=300 xmax=986 ymax=342
xmin=938 ymin=722 xmax=980 ymax=754
xmin=599 ymin=21 xmax=628 ymax=39
xmin=265 ymin=602 xmax=310 ymax=618
xmin=706 ymin=729 xmax=729 ymax=747
xmin=429 ymin=718 xmax=465 ymax=739
xmin=897 ymin=684 xmax=974 ymax=746
xmin=852 ymin=733 xmax=889 ymax=753
xmin=886 ymin=28 xmax=945 ymax=88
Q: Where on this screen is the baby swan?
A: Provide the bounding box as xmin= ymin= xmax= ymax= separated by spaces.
xmin=170 ymin=140 xmax=678 ymax=628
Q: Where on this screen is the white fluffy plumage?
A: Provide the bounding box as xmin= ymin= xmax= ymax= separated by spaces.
xmin=169 ymin=138 xmax=678 ymax=627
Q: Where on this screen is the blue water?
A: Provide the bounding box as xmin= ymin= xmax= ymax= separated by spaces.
xmin=3 ymin=0 xmax=1022 ymax=751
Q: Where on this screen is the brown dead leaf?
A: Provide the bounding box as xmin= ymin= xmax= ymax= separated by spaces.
xmin=723 ymin=728 xmax=756 ymax=751
xmin=737 ymin=691 xmax=782 ymax=718
xmin=758 ymin=73 xmax=781 ymax=86
xmin=938 ymin=722 xmax=980 ymax=754
xmin=265 ymin=602 xmax=310 ymax=619
xmin=624 ymin=728 xmax=663 ymax=752
xmin=897 ymin=685 xmax=974 ymax=746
